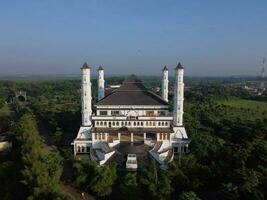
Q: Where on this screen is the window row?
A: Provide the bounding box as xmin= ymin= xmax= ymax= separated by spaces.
xmin=95 ymin=121 xmax=170 ymax=127
xmin=95 ymin=133 xmax=106 ymax=140
xmin=98 ymin=110 xmax=167 ymax=116
xmin=76 ymin=146 xmax=90 ymax=153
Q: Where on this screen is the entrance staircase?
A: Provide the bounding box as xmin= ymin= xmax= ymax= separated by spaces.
xmin=149 ymin=141 xmax=174 ymax=168
xmin=90 ymin=141 xmax=116 ymax=165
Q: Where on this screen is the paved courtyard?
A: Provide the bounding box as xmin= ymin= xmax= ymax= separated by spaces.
xmin=112 ymin=141 xmax=152 ymax=169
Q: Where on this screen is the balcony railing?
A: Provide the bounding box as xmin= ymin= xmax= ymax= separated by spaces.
xmin=92 ymin=115 xmax=173 ymax=120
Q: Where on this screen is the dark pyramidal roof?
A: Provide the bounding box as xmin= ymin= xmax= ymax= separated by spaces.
xmin=98 ymin=65 xmax=104 ymax=71
xmin=175 ymin=62 xmax=184 ymax=70
xmin=81 ymin=62 xmax=90 ymax=69
xmin=95 ymin=74 xmax=168 ymax=106
xmin=163 ymin=65 xmax=168 ymax=71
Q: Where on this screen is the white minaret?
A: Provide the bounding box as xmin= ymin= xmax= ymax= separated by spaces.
xmin=98 ymin=65 xmax=105 ymax=101
xmin=81 ymin=62 xmax=92 ymax=127
xmin=161 ymin=66 xmax=169 ymax=102
xmin=173 ymin=62 xmax=184 ymax=127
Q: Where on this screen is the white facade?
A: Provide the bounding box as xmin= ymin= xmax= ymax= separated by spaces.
xmin=73 ymin=62 xmax=189 ymax=166
xmin=161 ymin=66 xmax=169 ymax=102
xmin=98 ymin=66 xmax=105 ymax=101
xmin=81 ymin=63 xmax=92 ymax=127
xmin=173 ymin=63 xmax=184 ymax=127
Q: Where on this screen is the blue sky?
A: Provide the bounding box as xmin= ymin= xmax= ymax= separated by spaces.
xmin=0 ymin=0 xmax=266 ymax=76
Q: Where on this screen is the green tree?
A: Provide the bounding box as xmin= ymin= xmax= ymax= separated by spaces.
xmin=177 ymin=191 xmax=201 ymax=200
xmin=140 ymin=160 xmax=172 ymax=200
xmin=73 ymin=159 xmax=117 ymax=198
xmin=14 ymin=112 xmax=69 ymax=200
xmin=119 ymin=173 xmax=138 ymax=200
xmin=89 ymin=164 xmax=117 ymax=197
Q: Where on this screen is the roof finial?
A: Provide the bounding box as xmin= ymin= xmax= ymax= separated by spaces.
xmin=163 ymin=65 xmax=168 ymax=71
xmin=98 ymin=65 xmax=104 ymax=71
xmin=81 ymin=62 xmax=90 ymax=69
xmin=175 ymin=62 xmax=184 ymax=70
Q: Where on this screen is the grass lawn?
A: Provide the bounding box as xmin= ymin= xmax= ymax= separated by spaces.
xmin=217 ymin=98 xmax=267 ymax=121
xmin=218 ymin=99 xmax=267 ymax=110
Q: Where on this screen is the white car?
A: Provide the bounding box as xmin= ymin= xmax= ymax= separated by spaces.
xmin=126 ymin=154 xmax=138 ymax=171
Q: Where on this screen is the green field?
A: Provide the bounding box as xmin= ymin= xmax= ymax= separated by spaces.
xmin=217 ymin=99 xmax=267 ymax=121
xmin=218 ymin=99 xmax=267 ymax=110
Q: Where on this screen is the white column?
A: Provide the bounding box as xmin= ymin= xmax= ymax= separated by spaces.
xmin=74 ymin=143 xmax=77 ymax=156
xmin=143 ymin=132 xmax=146 ymax=140
xmin=81 ymin=63 xmax=92 ymax=127
xmin=98 ymin=66 xmax=105 ymax=101
xmin=161 ymin=66 xmax=169 ymax=102
xmin=131 ymin=133 xmax=133 ymax=143
xmin=156 ymin=133 xmax=159 ymax=141
xmin=92 ymin=132 xmax=95 ymax=142
xmin=118 ymin=133 xmax=121 ymax=140
xmin=173 ymin=62 xmax=184 ymax=127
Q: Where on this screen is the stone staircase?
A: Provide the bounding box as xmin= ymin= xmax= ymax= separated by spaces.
xmin=149 ymin=141 xmax=174 ymax=167
xmin=90 ymin=142 xmax=116 ymax=165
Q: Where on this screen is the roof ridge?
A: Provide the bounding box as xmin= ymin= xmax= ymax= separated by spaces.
xmin=95 ymin=74 xmax=169 ymax=106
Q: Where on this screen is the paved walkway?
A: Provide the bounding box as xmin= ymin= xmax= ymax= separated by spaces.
xmin=113 ymin=141 xmax=151 ymax=169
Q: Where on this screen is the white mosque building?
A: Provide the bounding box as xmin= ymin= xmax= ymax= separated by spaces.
xmin=72 ymin=62 xmax=190 ymax=166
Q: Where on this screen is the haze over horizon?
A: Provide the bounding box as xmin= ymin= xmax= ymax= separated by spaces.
xmin=0 ymin=0 xmax=266 ymax=77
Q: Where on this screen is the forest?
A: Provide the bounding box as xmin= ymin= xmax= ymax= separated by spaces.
xmin=0 ymin=76 xmax=266 ymax=200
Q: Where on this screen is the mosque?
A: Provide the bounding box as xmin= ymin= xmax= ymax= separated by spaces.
xmin=72 ymin=62 xmax=190 ymax=166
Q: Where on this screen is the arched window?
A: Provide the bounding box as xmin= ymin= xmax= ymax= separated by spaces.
xmin=141 ymin=122 xmax=143 ymax=126
xmin=116 ymin=121 xmax=119 ymax=126
xmin=112 ymin=122 xmax=115 ymax=126
xmin=100 ymin=121 xmax=103 ymax=126
xmin=133 ymin=122 xmax=136 ymax=126
xmin=81 ymin=146 xmax=85 ymax=152
xmin=77 ymin=146 xmax=81 ymax=152
xmin=165 ymin=122 xmax=168 ymax=126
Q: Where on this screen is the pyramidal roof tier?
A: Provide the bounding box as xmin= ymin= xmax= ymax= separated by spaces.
xmin=95 ymin=74 xmax=168 ymax=106
xmin=163 ymin=65 xmax=168 ymax=71
xmin=175 ymin=62 xmax=184 ymax=70
xmin=98 ymin=65 xmax=104 ymax=71
xmin=81 ymin=62 xmax=90 ymax=69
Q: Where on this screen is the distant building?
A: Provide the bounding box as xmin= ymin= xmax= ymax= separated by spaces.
xmin=72 ymin=62 xmax=190 ymax=166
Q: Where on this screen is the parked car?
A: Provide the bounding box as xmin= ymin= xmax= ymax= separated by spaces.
xmin=126 ymin=154 xmax=138 ymax=171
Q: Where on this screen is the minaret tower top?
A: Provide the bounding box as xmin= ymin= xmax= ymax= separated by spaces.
xmin=98 ymin=65 xmax=104 ymax=71
xmin=163 ymin=65 xmax=168 ymax=71
xmin=173 ymin=62 xmax=185 ymax=127
xmin=81 ymin=62 xmax=90 ymax=69
xmin=161 ymin=65 xmax=169 ymax=102
xmin=98 ymin=65 xmax=105 ymax=101
xmin=81 ymin=62 xmax=92 ymax=126
xmin=175 ymin=62 xmax=184 ymax=70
